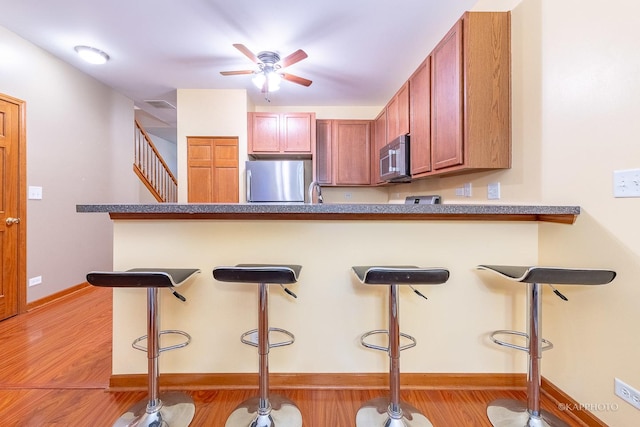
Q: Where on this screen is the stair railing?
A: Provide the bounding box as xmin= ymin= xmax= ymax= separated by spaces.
xmin=133 ymin=119 xmax=178 ymax=203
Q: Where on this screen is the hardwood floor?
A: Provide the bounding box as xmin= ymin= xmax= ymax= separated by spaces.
xmin=0 ymin=286 xmax=587 ymax=426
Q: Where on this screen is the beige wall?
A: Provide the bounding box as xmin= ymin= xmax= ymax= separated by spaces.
xmin=0 ymin=25 xmax=140 ymax=302
xmin=177 ymin=89 xmax=249 ymax=202
xmin=112 ymin=219 xmax=538 ymax=376
xmin=535 ymin=0 xmax=640 ymax=424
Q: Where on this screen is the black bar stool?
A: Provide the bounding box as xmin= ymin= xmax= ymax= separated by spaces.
xmin=87 ymin=268 xmax=200 ymax=427
xmin=477 ymin=265 xmax=616 ymax=427
xmin=212 ymin=264 xmax=302 ymax=427
xmin=352 ymin=265 xmax=450 ymax=427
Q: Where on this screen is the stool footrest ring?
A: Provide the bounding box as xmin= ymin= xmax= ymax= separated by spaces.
xmin=490 ymin=330 xmax=554 ymax=352
xmin=360 ymin=329 xmax=417 ymax=352
xmin=241 ymin=327 xmax=295 ymax=348
xmin=132 ymin=329 xmax=191 ymax=353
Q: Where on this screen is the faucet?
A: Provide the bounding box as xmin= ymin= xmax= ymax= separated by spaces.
xmin=308 ymin=181 xmax=323 ymax=204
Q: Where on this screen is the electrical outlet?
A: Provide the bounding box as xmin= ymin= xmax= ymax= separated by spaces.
xmin=28 ymin=276 xmax=42 ymax=287
xmin=344 ymin=192 xmax=352 ymax=200
xmin=615 ymin=378 xmax=640 ymax=410
xmin=455 ymin=187 xmax=465 ymax=197
xmin=463 ymin=182 xmax=472 ymax=197
xmin=488 ymin=182 xmax=501 ymax=200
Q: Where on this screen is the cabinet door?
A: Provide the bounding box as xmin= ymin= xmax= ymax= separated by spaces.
xmin=187 ymin=137 xmax=239 ymax=203
xmin=315 ymin=120 xmax=332 ymax=184
xmin=249 ymin=113 xmax=280 ymax=153
xmin=212 ymin=138 xmax=239 ymax=202
xmin=396 ymin=83 xmax=410 ymax=137
xmin=431 ymin=19 xmax=463 ymax=170
xmin=386 ymin=82 xmax=409 ymax=142
xmin=409 ymin=57 xmax=432 ymax=175
xmin=373 ymin=110 xmax=387 ymax=184
xmin=281 ymin=113 xmax=312 ymax=152
xmin=333 ymin=121 xmax=371 ymax=185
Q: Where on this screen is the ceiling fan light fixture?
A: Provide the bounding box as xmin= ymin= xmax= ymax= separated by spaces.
xmin=252 ymin=71 xmax=281 ymax=92
xmin=74 ymin=45 xmax=110 ymax=64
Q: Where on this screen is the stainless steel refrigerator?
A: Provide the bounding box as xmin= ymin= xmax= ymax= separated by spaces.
xmin=246 ymin=160 xmax=305 ymax=203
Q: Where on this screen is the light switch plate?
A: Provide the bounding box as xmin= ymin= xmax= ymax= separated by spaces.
xmin=28 ymin=186 xmax=43 ymax=200
xmin=614 ymin=169 xmax=640 ymax=197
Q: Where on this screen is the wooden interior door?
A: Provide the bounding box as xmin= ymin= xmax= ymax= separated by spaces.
xmin=187 ymin=137 xmax=238 ymax=203
xmin=0 ymin=94 xmax=25 ymax=321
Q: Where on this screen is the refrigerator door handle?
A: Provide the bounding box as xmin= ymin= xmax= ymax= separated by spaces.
xmin=246 ymin=170 xmax=252 ymax=202
xmin=299 ymin=164 xmax=304 ymax=195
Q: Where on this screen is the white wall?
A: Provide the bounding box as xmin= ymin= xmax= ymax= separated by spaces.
xmin=0 ymin=25 xmax=140 ymax=302
xmin=149 ymin=133 xmax=177 ymax=176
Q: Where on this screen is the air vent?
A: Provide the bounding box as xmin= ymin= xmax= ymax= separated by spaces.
xmin=144 ymin=100 xmax=176 ymax=109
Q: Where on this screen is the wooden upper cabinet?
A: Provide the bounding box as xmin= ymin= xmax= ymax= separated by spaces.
xmin=333 ymin=120 xmax=371 ymax=185
xmin=316 ymin=120 xmax=371 ymax=186
xmin=386 ymin=82 xmax=409 ymax=143
xmin=281 ymin=113 xmax=313 ymax=152
xmin=248 ymin=112 xmax=315 ymax=156
xmin=372 ymin=109 xmax=387 ymax=184
xmin=409 ymin=57 xmax=432 ymax=176
xmin=431 ymin=12 xmax=511 ymax=174
xmin=431 ymin=19 xmax=463 ymax=170
xmin=248 ymin=113 xmax=280 ymax=152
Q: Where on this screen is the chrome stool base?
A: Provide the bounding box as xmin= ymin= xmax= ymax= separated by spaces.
xmin=225 ymin=395 xmax=302 ymax=427
xmin=356 ymin=397 xmax=433 ymax=427
xmin=114 ymin=391 xmax=195 ymax=427
xmin=487 ymin=399 xmax=568 ymax=427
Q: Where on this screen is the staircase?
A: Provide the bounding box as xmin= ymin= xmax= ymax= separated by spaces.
xmin=133 ymin=119 xmax=178 ymax=202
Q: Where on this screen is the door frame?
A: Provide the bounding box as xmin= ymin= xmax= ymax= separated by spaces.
xmin=1 ymin=93 xmax=27 ymax=315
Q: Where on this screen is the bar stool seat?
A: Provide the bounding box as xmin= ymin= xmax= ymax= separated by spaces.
xmin=352 ymin=265 xmax=450 ymax=427
xmin=213 ymin=264 xmax=302 ymax=427
xmin=477 ymin=265 xmax=616 ymax=427
xmin=87 ymin=268 xmax=200 ymax=427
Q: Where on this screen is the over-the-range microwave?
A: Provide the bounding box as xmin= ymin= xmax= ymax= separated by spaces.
xmin=379 ymin=134 xmax=411 ymax=183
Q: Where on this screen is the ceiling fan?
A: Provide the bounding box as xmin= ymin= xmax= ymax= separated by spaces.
xmin=220 ymin=44 xmax=312 ymax=94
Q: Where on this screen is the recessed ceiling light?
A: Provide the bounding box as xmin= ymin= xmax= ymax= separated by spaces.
xmin=74 ymin=45 xmax=110 ymax=64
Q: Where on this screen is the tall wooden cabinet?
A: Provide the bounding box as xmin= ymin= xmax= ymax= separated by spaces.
xmin=316 ymin=120 xmax=371 ymax=186
xmin=431 ymin=12 xmax=511 ymax=174
xmin=248 ymin=112 xmax=316 ymax=156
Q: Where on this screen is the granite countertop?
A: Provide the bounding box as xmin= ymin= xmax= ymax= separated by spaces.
xmin=76 ymin=203 xmax=580 ymax=224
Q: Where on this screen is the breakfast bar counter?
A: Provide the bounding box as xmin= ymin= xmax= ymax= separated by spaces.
xmin=77 ymin=202 xmax=580 ymax=385
xmin=76 ymin=203 xmax=580 ymax=224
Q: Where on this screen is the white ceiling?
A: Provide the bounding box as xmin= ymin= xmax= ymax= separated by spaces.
xmin=0 ymin=0 xmax=479 ymax=143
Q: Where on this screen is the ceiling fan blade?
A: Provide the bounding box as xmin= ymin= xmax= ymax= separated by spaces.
xmin=281 ymin=73 xmax=312 ymax=87
xmin=233 ymin=43 xmax=259 ymax=64
xmin=279 ymin=49 xmax=308 ymax=68
xmin=220 ymin=70 xmax=255 ymax=76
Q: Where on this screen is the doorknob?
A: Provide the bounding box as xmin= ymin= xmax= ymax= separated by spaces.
xmin=5 ymin=217 xmax=20 ymax=226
